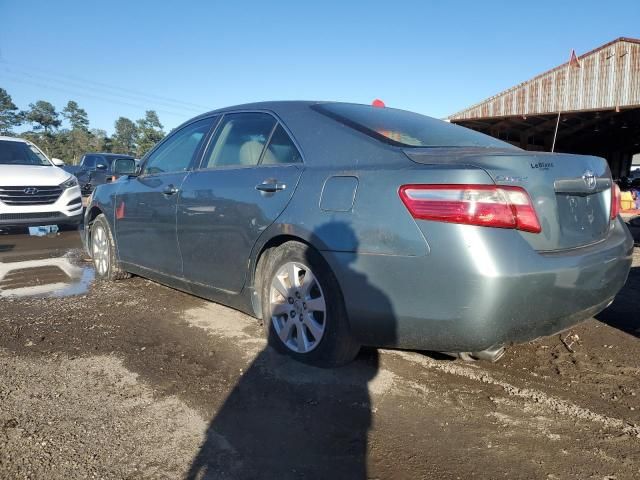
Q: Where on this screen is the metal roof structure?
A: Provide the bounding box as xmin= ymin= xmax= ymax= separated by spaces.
xmin=448 ymin=38 xmax=640 ymax=179
xmin=449 ymin=38 xmax=640 ymax=121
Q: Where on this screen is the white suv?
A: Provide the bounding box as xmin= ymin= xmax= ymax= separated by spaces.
xmin=0 ymin=136 xmax=82 ymax=227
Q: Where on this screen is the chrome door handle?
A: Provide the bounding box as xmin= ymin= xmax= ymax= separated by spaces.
xmin=163 ymin=185 xmax=179 ymax=195
xmin=255 ymin=182 xmax=286 ymax=193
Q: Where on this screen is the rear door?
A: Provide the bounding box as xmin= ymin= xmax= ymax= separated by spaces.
xmin=115 ymin=118 xmax=215 ymax=276
xmin=178 ymin=112 xmax=303 ymax=293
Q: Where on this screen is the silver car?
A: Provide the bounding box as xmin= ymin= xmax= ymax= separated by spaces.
xmin=83 ymin=102 xmax=634 ymax=366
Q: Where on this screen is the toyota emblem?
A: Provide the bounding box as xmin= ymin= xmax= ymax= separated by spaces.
xmin=582 ymin=170 xmax=596 ymax=190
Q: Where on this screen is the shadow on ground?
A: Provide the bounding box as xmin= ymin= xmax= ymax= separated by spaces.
xmin=186 ymin=348 xmax=380 ymax=479
xmin=596 ymin=218 xmax=640 ymax=338
xmin=625 ymin=216 xmax=640 ymax=246
xmin=596 ymin=264 xmax=639 ymax=339
xmin=186 ymin=221 xmax=396 ymax=480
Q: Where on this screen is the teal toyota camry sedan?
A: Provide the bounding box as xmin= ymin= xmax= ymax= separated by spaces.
xmin=83 ymin=101 xmax=633 ymax=366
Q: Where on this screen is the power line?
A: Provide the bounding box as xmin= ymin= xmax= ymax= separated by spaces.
xmin=1 ymin=74 xmax=193 ymax=121
xmin=0 ymin=59 xmax=210 ymax=112
xmin=1 ymin=64 xmax=206 ymax=115
xmin=0 ymin=59 xmax=208 ymax=110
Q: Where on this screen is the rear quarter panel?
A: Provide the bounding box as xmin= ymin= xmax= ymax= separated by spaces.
xmin=271 ymin=163 xmax=496 ymax=256
xmin=270 ymin=106 xmax=497 ymax=256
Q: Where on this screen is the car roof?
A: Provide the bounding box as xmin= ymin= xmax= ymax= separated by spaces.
xmin=209 ymin=100 xmax=319 ymax=113
xmin=83 ymin=152 xmax=135 ymax=157
xmin=190 ymin=100 xmax=325 ymax=122
xmin=187 ymin=99 xmax=420 ymax=126
xmin=0 ymin=135 xmax=29 ymax=143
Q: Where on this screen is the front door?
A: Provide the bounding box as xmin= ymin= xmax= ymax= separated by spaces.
xmin=178 ymin=113 xmax=303 ymax=293
xmin=115 ymin=117 xmax=215 ymax=277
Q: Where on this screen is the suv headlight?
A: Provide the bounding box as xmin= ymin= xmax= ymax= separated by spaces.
xmin=61 ymin=176 xmax=79 ymax=189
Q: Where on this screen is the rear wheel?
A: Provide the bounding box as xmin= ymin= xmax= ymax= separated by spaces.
xmin=260 ymin=241 xmax=359 ymax=367
xmin=91 ymin=214 xmax=130 ymax=281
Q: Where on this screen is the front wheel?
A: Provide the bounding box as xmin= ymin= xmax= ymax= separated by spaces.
xmin=260 ymin=241 xmax=360 ymax=367
xmin=90 ymin=214 xmax=130 ymax=281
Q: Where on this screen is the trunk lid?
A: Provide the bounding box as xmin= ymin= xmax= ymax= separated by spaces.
xmin=405 ymin=148 xmax=613 ymax=251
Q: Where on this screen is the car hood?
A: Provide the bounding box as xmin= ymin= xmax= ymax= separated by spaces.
xmin=0 ymin=164 xmax=73 ymax=186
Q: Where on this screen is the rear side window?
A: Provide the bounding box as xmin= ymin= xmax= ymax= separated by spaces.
xmin=313 ymin=103 xmax=516 ymax=149
xmin=261 ymin=125 xmax=302 ymax=165
xmin=203 ymin=113 xmax=276 ymax=168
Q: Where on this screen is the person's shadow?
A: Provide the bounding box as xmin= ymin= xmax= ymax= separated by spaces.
xmin=595 ymin=217 xmax=640 ymax=338
xmin=186 ymin=221 xmax=396 ymax=479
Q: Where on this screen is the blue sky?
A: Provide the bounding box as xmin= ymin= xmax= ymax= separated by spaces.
xmin=1 ymin=0 xmax=639 ymax=134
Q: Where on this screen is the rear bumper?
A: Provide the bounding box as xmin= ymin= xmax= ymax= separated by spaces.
xmin=323 ymin=218 xmax=634 ymax=352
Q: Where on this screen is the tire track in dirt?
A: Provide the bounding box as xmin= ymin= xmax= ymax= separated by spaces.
xmin=388 ymin=349 xmax=640 ymax=438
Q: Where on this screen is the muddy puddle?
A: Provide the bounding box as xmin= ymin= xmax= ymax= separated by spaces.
xmin=0 ymin=230 xmax=94 ymax=298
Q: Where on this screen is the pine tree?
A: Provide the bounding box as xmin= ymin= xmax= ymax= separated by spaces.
xmin=0 ymin=87 xmax=22 ymax=134
xmin=136 ymin=110 xmax=164 ymax=157
xmin=112 ymin=117 xmax=138 ymax=155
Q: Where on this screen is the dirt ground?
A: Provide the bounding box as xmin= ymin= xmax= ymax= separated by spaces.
xmin=0 ymin=222 xmax=639 ymax=480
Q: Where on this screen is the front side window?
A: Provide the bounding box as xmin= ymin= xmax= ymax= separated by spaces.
xmin=82 ymin=155 xmax=100 ymax=169
xmin=261 ymin=124 xmax=302 ymax=165
xmin=0 ymin=140 xmax=51 ymax=166
xmin=143 ymin=118 xmax=214 ymax=175
xmin=203 ymin=113 xmax=276 ymax=168
xmin=313 ymin=103 xmax=516 ymax=149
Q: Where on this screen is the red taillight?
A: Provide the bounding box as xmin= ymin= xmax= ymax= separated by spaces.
xmin=399 ymin=184 xmax=542 ymax=234
xmin=610 ymin=183 xmax=621 ymax=219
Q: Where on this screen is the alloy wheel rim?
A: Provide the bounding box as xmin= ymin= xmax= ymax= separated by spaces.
xmin=92 ymin=225 xmax=109 ymax=276
xmin=269 ymin=261 xmax=326 ymax=354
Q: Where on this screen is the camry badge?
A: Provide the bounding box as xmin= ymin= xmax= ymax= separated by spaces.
xmin=582 ymin=170 xmax=596 ymax=190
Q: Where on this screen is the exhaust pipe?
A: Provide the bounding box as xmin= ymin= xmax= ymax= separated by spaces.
xmin=449 ymin=345 xmax=506 ymax=363
xmin=471 ymin=345 xmax=506 ymax=362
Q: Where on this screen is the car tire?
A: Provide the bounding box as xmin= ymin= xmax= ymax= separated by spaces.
xmin=90 ymin=213 xmax=130 ymax=281
xmin=260 ymin=241 xmax=360 ymax=367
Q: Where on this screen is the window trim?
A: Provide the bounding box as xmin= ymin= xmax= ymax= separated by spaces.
xmin=256 ymin=121 xmax=278 ymax=165
xmin=195 ymin=109 xmax=305 ymax=171
xmin=138 ymin=115 xmax=219 ymax=177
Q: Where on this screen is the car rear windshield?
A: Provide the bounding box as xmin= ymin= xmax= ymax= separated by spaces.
xmin=313 ymin=103 xmax=516 ymax=149
xmin=0 ymin=140 xmax=51 ymax=166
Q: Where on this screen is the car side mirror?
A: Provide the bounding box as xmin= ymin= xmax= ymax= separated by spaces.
xmin=113 ymin=158 xmax=137 ymax=176
xmin=51 ymin=158 xmax=65 ymax=166
xmin=96 ymin=163 xmax=107 ymax=170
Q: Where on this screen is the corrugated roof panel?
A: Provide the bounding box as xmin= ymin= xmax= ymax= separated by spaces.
xmin=449 ymin=38 xmax=640 ymax=120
